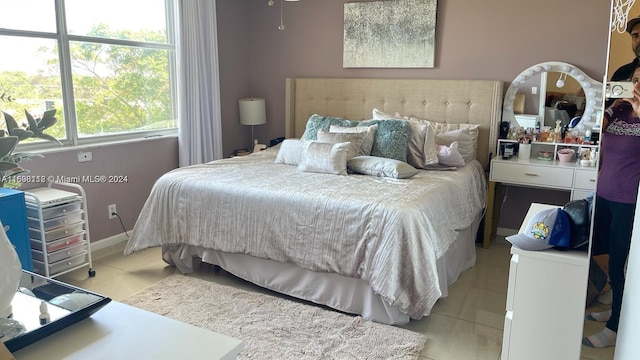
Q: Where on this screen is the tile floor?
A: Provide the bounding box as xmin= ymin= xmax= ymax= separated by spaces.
xmin=57 ymin=236 xmax=616 ymax=360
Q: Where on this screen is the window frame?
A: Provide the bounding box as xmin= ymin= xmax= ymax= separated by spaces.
xmin=0 ymin=0 xmax=178 ymax=152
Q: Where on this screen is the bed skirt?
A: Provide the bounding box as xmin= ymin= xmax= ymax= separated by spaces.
xmin=161 ymin=215 xmax=480 ymax=325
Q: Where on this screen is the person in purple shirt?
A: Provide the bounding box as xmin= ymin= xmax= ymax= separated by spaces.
xmin=583 ymin=63 xmax=640 ymax=348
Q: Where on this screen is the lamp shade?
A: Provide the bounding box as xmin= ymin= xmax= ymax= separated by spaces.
xmin=239 ymin=98 xmax=267 ymax=126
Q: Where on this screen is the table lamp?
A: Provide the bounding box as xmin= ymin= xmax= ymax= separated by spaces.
xmin=239 ymin=98 xmax=267 ymax=152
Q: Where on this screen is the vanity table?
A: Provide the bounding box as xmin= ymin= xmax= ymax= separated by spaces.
xmin=491 ymin=139 xmax=598 ymax=199
xmin=483 ymin=62 xmax=603 ymax=246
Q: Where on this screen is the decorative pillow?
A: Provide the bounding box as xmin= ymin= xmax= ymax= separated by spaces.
xmin=405 ymin=121 xmax=438 ymax=168
xmin=372 ymin=108 xmax=395 ymax=120
xmin=301 ymin=114 xmax=357 ymax=140
xmin=435 ymin=128 xmax=474 ymax=163
xmin=435 ymin=123 xmax=479 ymax=156
xmin=317 ymin=129 xmax=364 ymax=159
xmin=329 ymin=124 xmax=377 ymax=156
xmin=347 ymin=156 xmax=419 ymax=179
xmin=387 ymin=109 xmax=480 ymax=158
xmin=437 ymin=141 xmax=465 ymax=167
xmin=407 ymin=116 xmax=480 ymax=156
xmin=372 ymin=108 xmax=438 ymax=167
xmin=357 ymin=119 xmax=410 ymax=163
xmin=274 ymin=139 xmax=302 ymax=165
xmin=298 ymin=141 xmax=349 ymax=175
xmin=420 ymin=123 xmax=439 ymax=167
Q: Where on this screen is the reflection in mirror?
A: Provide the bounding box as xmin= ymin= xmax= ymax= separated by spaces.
xmin=1 ymin=270 xmax=110 ymax=352
xmin=582 ymin=2 xmax=640 ymax=356
xmin=503 ymin=61 xmax=604 ymax=138
xmin=544 ymin=71 xmax=585 ymax=128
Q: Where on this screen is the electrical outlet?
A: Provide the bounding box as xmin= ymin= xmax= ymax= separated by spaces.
xmin=108 ymin=204 xmax=117 ymax=219
xmin=78 ymin=151 xmax=92 ymax=162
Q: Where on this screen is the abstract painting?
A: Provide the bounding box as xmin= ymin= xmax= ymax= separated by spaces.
xmin=343 ymin=0 xmax=437 ymax=68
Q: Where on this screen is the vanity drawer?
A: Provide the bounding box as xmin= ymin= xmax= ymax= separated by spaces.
xmin=491 ymin=162 xmax=574 ymax=188
xmin=574 ymin=169 xmax=597 ymax=190
xmin=33 ymin=252 xmax=88 ymax=276
xmin=32 ymin=241 xmax=87 ymax=263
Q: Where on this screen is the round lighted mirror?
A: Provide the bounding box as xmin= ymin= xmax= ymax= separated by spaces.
xmin=503 ymin=61 xmax=604 ymax=129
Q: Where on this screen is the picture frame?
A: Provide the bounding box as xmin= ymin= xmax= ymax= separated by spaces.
xmin=343 ymin=0 xmax=437 ymax=68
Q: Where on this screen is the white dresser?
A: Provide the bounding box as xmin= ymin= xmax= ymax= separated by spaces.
xmin=501 ymin=203 xmax=589 ymax=360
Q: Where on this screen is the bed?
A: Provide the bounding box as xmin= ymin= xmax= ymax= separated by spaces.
xmin=124 ymin=78 xmax=503 ymax=325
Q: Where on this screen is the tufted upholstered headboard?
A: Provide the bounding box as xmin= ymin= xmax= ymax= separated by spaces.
xmin=284 ymin=78 xmax=503 ymax=170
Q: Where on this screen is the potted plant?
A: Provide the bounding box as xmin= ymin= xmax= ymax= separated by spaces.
xmin=0 ymin=108 xmax=62 ymax=188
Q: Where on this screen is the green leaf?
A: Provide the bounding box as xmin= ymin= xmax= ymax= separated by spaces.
xmin=0 ymin=161 xmax=19 ymax=171
xmin=37 ymin=111 xmax=58 ymax=130
xmin=9 ymin=128 xmax=34 ymax=141
xmin=26 ymin=110 xmax=38 ymax=133
xmin=10 ymin=152 xmax=44 ymax=163
xmin=8 ymin=167 xmax=28 ymax=176
xmin=0 ymin=136 xmax=18 ymax=159
xmin=24 ymin=109 xmax=35 ymax=126
xmin=3 ymin=111 xmax=20 ymax=131
xmin=34 ymin=133 xmax=63 ymax=145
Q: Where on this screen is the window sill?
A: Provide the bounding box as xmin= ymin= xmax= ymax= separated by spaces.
xmin=17 ymin=131 xmax=178 ymax=156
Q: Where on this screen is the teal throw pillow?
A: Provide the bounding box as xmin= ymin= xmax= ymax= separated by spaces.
xmin=358 ymin=119 xmax=410 ymax=163
xmin=301 ymin=114 xmax=357 ymax=140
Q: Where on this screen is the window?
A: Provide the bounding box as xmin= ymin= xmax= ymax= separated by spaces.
xmin=0 ymin=0 xmax=177 ymax=148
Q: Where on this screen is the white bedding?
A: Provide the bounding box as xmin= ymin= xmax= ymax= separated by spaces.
xmin=125 ymin=147 xmax=487 ymax=319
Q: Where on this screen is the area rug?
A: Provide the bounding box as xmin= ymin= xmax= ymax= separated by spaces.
xmin=122 ymin=274 xmax=427 ymax=359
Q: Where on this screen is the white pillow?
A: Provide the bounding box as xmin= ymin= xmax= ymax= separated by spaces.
xmin=372 ymin=108 xmax=395 ymax=120
xmin=435 ymin=128 xmax=474 ymax=163
xmin=347 ymin=156 xmax=419 ymax=179
xmin=274 ymin=139 xmax=302 ymax=165
xmin=437 ymin=141 xmax=465 ymax=167
xmin=406 ymin=116 xmax=480 ymax=156
xmin=317 ymin=129 xmax=364 ymax=159
xmin=298 ymin=141 xmax=349 ymax=175
xmin=329 ymin=124 xmax=377 ymax=156
xmin=386 ymin=109 xmax=481 ymax=159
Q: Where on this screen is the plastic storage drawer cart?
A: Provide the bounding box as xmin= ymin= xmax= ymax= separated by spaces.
xmin=25 ymin=183 xmax=95 ymax=278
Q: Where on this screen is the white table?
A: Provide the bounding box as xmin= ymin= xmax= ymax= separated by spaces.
xmin=13 ymin=301 xmax=244 ymax=360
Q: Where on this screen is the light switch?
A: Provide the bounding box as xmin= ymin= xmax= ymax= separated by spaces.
xmin=531 ymin=87 xmax=537 ymax=95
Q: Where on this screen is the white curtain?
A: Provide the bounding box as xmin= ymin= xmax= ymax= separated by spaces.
xmin=177 ymin=0 xmax=223 ymax=166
